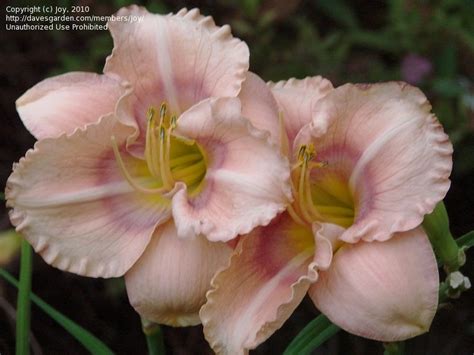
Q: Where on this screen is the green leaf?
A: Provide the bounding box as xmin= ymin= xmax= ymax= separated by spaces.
xmin=16 ymin=240 xmax=33 ymax=355
xmin=0 ymin=268 xmax=114 ymax=355
xmin=457 ymin=230 xmax=474 ymax=250
xmin=283 ymin=314 xmax=340 ymax=355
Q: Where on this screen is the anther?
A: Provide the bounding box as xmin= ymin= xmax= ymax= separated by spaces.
xmin=159 ymin=102 xmax=167 ymax=124
xmin=170 ymin=115 xmax=177 ymax=129
xmin=147 ymin=107 xmax=156 ymax=121
xmin=298 ymin=145 xmax=307 ymax=162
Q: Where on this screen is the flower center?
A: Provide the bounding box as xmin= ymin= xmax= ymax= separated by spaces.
xmin=288 ymin=144 xmax=355 ymax=228
xmin=111 ymin=102 xmax=207 ymax=196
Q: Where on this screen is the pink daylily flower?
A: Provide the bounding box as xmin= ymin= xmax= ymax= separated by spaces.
xmin=6 ymin=6 xmax=291 ymax=326
xmin=200 ymin=79 xmax=453 ymax=353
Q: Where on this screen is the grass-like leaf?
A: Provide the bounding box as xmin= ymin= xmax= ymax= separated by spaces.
xmin=457 ymin=230 xmax=474 ymax=250
xmin=0 ymin=267 xmax=115 ymax=355
xmin=283 ymin=314 xmax=340 ymax=355
xmin=16 ymin=239 xmax=33 ymax=355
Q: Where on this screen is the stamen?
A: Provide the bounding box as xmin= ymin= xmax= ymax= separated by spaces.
xmin=145 ymin=107 xmax=161 ymax=178
xmin=170 ymin=115 xmax=177 ymax=129
xmin=111 ymin=136 xmax=166 ymax=194
xmin=131 ymin=103 xmax=208 ymax=195
xmin=287 ymin=204 xmax=308 ymax=226
xmin=303 ymin=165 xmax=324 ymax=220
xmin=293 ymin=144 xmax=326 ymax=224
xmin=298 ymin=157 xmax=316 ymax=224
xmin=297 ymin=145 xmax=306 ymax=162
xmin=159 ymin=102 xmax=167 ymax=126
xmin=159 ymin=126 xmax=174 ymax=189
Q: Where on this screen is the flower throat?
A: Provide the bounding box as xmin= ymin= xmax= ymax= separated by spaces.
xmin=288 ymin=144 xmax=355 ymax=228
xmin=112 ymin=102 xmax=207 ymax=195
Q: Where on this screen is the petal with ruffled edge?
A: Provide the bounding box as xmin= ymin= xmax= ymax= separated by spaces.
xmin=16 ymin=72 xmax=127 ymax=140
xmin=200 ymin=212 xmax=333 ymax=355
xmin=125 ymin=220 xmax=231 ymax=326
xmin=171 ymin=97 xmax=292 ymax=242
xmin=268 ymin=76 xmax=333 ymax=153
xmin=6 ymin=115 xmax=171 ymax=278
xmin=295 ymin=82 xmax=453 ymax=243
xmin=238 ymin=72 xmax=281 ymax=145
xmin=105 ymin=6 xmax=249 ymax=133
xmin=309 ymin=227 xmax=439 ymax=341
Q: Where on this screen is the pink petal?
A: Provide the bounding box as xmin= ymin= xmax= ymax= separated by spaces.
xmin=125 ymin=220 xmax=232 ymax=326
xmin=6 ymin=115 xmax=170 ymax=277
xmin=309 ymin=227 xmax=439 ymax=341
xmin=201 ymin=212 xmax=333 ymax=354
xmin=296 ymin=82 xmax=453 ymax=242
xmin=171 ymin=97 xmax=292 ymax=242
xmin=16 ymin=72 xmax=127 ymax=139
xmin=105 ymin=6 xmax=249 ymax=132
xmin=269 ymin=76 xmax=333 ymax=152
xmin=239 ymin=72 xmax=281 ymax=146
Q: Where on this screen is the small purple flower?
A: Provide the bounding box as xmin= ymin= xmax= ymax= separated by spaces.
xmin=401 ymin=54 xmax=432 ymax=85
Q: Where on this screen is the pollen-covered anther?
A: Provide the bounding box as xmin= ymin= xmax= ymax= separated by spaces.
xmin=111 ymin=102 xmax=208 ymax=196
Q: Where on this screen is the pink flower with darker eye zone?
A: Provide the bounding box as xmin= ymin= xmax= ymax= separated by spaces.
xmin=5 ymin=6 xmax=291 ymax=326
xmin=200 ymin=79 xmax=453 ymax=354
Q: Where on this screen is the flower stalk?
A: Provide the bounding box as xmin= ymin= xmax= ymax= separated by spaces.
xmin=141 ymin=318 xmax=165 ymax=355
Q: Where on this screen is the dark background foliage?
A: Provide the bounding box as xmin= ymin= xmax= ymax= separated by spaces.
xmin=1 ymin=0 xmax=473 ymax=354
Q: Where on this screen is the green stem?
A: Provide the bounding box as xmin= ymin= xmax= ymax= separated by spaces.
xmin=16 ymin=239 xmax=33 ymax=355
xmin=141 ymin=318 xmax=165 ymax=355
xmin=422 ymin=201 xmax=464 ymax=272
xmin=438 ymin=281 xmax=449 ymax=303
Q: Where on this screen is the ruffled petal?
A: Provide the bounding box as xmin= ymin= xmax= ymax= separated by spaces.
xmin=6 ymin=115 xmax=170 ymax=278
xmin=171 ymin=97 xmax=292 ymax=242
xmin=16 ymin=72 xmax=127 ymax=139
xmin=239 ymin=72 xmax=281 ymax=145
xmin=296 ymin=82 xmax=453 ymax=243
xmin=125 ymin=220 xmax=231 ymax=326
xmin=309 ymin=227 xmax=439 ymax=341
xmin=268 ymin=76 xmax=333 ymax=152
xmin=201 ymin=212 xmax=332 ymax=355
xmin=105 ymin=6 xmax=249 ymax=132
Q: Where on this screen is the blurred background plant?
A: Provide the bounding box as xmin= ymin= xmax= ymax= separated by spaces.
xmin=1 ymin=0 xmax=473 ymax=354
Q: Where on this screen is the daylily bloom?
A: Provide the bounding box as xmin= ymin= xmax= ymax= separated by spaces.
xmin=200 ymin=79 xmax=453 ymax=353
xmin=6 ymin=6 xmax=291 ymax=326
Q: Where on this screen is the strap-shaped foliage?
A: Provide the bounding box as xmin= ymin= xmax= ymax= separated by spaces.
xmin=0 ymin=268 xmax=115 ymax=355
xmin=283 ymin=314 xmax=340 ymax=355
